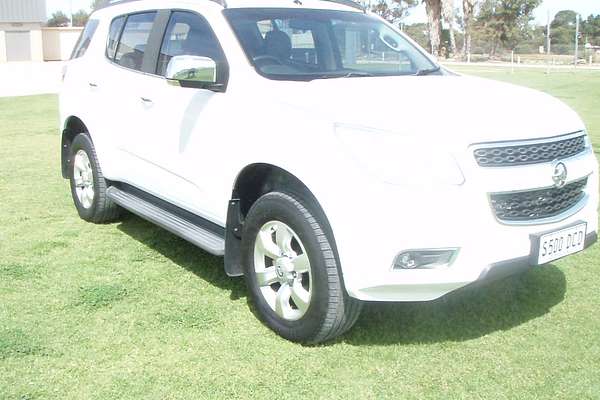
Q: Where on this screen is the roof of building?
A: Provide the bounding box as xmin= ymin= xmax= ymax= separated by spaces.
xmin=0 ymin=0 xmax=47 ymax=23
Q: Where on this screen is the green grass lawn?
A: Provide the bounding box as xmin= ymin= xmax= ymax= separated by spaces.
xmin=1 ymin=68 xmax=599 ymax=399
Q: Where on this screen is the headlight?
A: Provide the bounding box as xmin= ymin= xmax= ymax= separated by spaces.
xmin=584 ymin=131 xmax=592 ymax=149
xmin=335 ymin=124 xmax=465 ymax=185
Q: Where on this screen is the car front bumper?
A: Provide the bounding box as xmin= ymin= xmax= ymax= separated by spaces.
xmin=343 ymin=219 xmax=598 ymax=302
xmin=479 ymin=231 xmax=597 ymax=283
xmin=328 ymin=150 xmax=599 ymax=302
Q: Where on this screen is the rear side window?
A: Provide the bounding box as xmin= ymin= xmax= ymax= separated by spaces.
xmin=106 ymin=16 xmax=126 ymax=60
xmin=71 ymin=19 xmax=99 ymax=59
xmin=114 ymin=12 xmax=157 ymax=71
xmin=156 ymin=11 xmax=226 ymax=77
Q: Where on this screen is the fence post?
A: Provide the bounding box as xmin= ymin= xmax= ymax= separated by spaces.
xmin=511 ymin=50 xmax=514 ymax=73
xmin=574 ymin=14 xmax=580 ymax=67
xmin=546 ymin=11 xmax=551 ymax=74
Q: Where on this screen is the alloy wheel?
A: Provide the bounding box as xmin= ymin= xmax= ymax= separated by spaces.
xmin=73 ymin=149 xmax=94 ymax=209
xmin=253 ymin=221 xmax=312 ymax=321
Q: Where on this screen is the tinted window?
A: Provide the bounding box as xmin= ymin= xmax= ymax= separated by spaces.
xmin=257 ymin=19 xmax=318 ymax=67
xmin=115 ymin=12 xmax=157 ymax=71
xmin=106 ymin=16 xmax=126 ymax=60
xmin=71 ymin=19 xmax=99 ymax=59
xmin=157 ymin=11 xmax=226 ymax=77
xmin=224 ymin=8 xmax=437 ymax=81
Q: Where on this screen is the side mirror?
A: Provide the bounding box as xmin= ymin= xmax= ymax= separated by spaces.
xmin=166 ymin=55 xmax=223 ymax=91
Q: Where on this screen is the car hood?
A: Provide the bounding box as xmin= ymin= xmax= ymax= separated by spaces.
xmin=268 ymin=75 xmax=585 ymax=147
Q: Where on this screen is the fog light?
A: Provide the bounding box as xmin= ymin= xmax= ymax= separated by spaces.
xmin=393 ymin=249 xmax=458 ymax=270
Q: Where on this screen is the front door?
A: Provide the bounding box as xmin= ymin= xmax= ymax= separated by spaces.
xmin=132 ymin=10 xmax=230 ymax=221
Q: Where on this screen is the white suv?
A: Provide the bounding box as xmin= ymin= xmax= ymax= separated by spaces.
xmin=60 ymin=0 xmax=599 ymax=343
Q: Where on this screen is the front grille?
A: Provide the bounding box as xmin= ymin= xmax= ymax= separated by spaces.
xmin=474 ymin=134 xmax=586 ymax=167
xmin=490 ymin=178 xmax=587 ymax=222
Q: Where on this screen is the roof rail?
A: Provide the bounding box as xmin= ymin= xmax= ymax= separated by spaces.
xmin=95 ymin=0 xmax=366 ymax=11
xmin=95 ymin=0 xmax=227 ymax=10
xmin=319 ymin=0 xmax=366 ymax=12
xmin=94 ymin=0 xmax=365 ymax=11
xmin=95 ymin=0 xmax=140 ymax=9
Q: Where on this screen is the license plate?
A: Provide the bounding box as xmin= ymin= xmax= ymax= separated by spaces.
xmin=534 ymin=222 xmax=587 ymax=265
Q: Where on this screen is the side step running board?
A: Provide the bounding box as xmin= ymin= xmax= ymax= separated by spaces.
xmin=106 ymin=186 xmax=225 ymax=256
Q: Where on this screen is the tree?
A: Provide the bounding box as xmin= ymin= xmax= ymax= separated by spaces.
xmin=441 ymin=0 xmax=456 ymax=55
xmin=370 ymin=0 xmax=419 ymax=24
xmin=91 ymin=0 xmax=105 ymax=10
xmin=72 ymin=9 xmax=90 ymax=27
xmin=581 ymin=14 xmax=600 ymax=46
xmin=546 ymin=10 xmax=578 ymax=54
xmin=404 ymin=22 xmax=430 ymax=48
xmin=475 ymin=0 xmax=541 ymax=56
xmin=517 ymin=24 xmax=546 ymax=53
xmin=424 ymin=0 xmax=442 ymax=56
xmin=551 ymin=10 xmax=577 ymax=30
xmin=462 ymin=0 xmax=477 ymax=60
xmin=47 ymin=11 xmax=70 ymax=27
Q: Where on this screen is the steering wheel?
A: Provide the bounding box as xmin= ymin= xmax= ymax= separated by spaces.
xmin=253 ymin=55 xmax=284 ymax=66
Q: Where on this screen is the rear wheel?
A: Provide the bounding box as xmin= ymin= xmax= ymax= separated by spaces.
xmin=68 ymin=134 xmax=120 ymax=223
xmin=242 ymin=191 xmax=362 ymax=343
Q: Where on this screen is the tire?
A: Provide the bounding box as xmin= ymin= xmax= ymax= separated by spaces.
xmin=241 ymin=191 xmax=362 ymax=343
xmin=68 ymin=133 xmax=120 ymax=223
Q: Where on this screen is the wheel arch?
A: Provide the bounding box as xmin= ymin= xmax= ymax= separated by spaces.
xmin=61 ymin=116 xmax=90 ymax=178
xmin=232 ymin=163 xmax=324 ymax=218
xmin=224 ymin=163 xmax=335 ymax=277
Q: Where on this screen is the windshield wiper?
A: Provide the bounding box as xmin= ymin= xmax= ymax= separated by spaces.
xmin=342 ymin=71 xmax=374 ymax=78
xmin=414 ymin=66 xmax=441 ymax=76
xmin=314 ymin=71 xmax=374 ymax=80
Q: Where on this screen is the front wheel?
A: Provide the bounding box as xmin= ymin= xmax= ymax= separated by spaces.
xmin=68 ymin=133 xmax=120 ymax=223
xmin=241 ymin=191 xmax=362 ymax=343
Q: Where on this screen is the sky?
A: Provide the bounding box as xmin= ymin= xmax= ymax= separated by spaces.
xmin=47 ymin=0 xmax=600 ymax=24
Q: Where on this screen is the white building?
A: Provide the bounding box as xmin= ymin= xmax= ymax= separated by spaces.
xmin=0 ymin=0 xmax=47 ymax=62
xmin=42 ymin=26 xmax=83 ymax=61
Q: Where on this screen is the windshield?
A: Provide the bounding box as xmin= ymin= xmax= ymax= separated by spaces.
xmin=224 ymin=8 xmax=439 ymax=81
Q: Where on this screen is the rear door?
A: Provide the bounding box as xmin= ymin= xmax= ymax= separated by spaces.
xmin=100 ymin=10 xmax=170 ymax=187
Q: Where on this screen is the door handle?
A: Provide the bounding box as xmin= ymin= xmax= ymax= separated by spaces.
xmin=140 ymin=97 xmax=153 ymax=106
xmin=88 ymin=82 xmax=98 ymax=88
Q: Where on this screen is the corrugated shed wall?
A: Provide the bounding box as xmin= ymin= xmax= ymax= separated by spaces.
xmin=0 ymin=0 xmax=47 ymax=23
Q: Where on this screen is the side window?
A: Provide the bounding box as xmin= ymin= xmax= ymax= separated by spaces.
xmin=114 ymin=12 xmax=157 ymax=71
xmin=333 ymin=22 xmax=415 ymax=73
xmin=157 ymin=11 xmax=226 ymax=77
xmin=106 ymin=16 xmax=126 ymax=60
xmin=71 ymin=19 xmax=99 ymax=59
